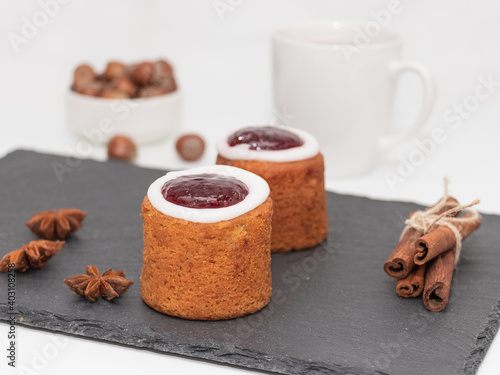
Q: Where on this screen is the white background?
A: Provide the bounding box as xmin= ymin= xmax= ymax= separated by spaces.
xmin=1 ymin=0 xmax=500 ymax=374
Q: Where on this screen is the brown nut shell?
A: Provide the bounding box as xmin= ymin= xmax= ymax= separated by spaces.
xmin=175 ymin=134 xmax=205 ymax=161
xmin=75 ymin=81 xmax=104 ymax=97
xmin=131 ymin=62 xmax=156 ymax=86
xmin=73 ymin=64 xmax=96 ymax=89
xmin=101 ymin=89 xmax=130 ymax=99
xmin=107 ymin=135 xmax=137 ymax=161
xmin=104 ymin=61 xmax=127 ymax=81
xmin=112 ymin=77 xmax=136 ymax=96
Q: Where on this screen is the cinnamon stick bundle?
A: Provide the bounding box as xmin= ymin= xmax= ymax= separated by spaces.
xmin=396 ymin=264 xmax=426 ymax=298
xmin=383 ymin=197 xmax=459 ymax=280
xmin=414 ymin=212 xmax=481 ymax=265
xmin=423 ymin=248 xmax=455 ymax=312
xmin=383 ymin=178 xmax=482 ymax=312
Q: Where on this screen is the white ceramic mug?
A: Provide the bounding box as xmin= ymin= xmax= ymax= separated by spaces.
xmin=272 ymin=21 xmax=435 ymax=177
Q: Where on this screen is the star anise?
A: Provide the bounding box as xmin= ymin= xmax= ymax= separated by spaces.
xmin=0 ymin=240 xmax=65 ymax=272
xmin=26 ymin=208 xmax=87 ymax=240
xmin=64 ymin=265 xmax=134 ymax=302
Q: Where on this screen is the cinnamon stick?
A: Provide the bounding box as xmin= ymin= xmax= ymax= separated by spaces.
xmin=423 ymin=248 xmax=455 ymax=312
xmin=396 ymin=264 xmax=426 ymax=298
xmin=414 ymin=212 xmax=481 ymax=265
xmin=383 ymin=197 xmax=458 ymax=280
xmin=383 ymin=226 xmax=419 ymax=280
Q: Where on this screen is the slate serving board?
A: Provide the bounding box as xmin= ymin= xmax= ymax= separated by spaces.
xmin=0 ymin=150 xmax=499 ymax=375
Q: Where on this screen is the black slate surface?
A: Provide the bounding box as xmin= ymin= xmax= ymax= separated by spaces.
xmin=0 ymin=150 xmax=499 ymax=375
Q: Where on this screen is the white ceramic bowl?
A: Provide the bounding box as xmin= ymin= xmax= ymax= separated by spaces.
xmin=65 ymin=89 xmax=183 ymax=144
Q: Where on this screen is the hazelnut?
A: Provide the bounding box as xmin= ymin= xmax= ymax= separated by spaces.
xmin=154 ymin=60 xmax=176 ymax=93
xmin=137 ymin=86 xmax=168 ymax=98
xmin=112 ymin=76 xmax=136 ymax=96
xmin=104 ymin=61 xmax=127 ymax=81
xmin=131 ymin=62 xmax=156 ymax=86
xmin=175 ymin=134 xmax=205 ymax=161
xmin=159 ymin=75 xmax=177 ymax=94
xmin=73 ymin=64 xmax=96 ymax=89
xmin=107 ymin=135 xmax=137 ymax=161
xmin=75 ymin=81 xmax=104 ymax=97
xmin=101 ymin=89 xmax=130 ymax=99
xmin=155 ymin=60 xmax=173 ymax=79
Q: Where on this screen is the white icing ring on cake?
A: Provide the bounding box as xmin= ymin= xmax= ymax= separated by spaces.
xmin=147 ymin=165 xmax=270 ymax=223
xmin=216 ymin=125 xmax=319 ymax=162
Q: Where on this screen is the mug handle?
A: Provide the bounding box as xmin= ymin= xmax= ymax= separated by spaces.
xmin=379 ymin=61 xmax=436 ymax=150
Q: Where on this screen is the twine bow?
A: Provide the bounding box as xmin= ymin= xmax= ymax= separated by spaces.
xmin=401 ymin=178 xmax=480 ymax=265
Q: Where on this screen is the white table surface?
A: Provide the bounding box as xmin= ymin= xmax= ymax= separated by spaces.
xmin=1 ymin=1 xmax=499 ymax=374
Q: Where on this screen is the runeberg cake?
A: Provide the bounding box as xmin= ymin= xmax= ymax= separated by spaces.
xmin=141 ymin=165 xmax=272 ymax=320
xmin=216 ymin=125 xmax=328 ymax=252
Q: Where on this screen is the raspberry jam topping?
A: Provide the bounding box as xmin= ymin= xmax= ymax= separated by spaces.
xmin=161 ymin=174 xmax=249 ymax=209
xmin=227 ymin=126 xmax=304 ymax=151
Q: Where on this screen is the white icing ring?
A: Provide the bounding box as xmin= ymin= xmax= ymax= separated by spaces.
xmin=147 ymin=165 xmax=270 ymax=223
xmin=216 ymin=125 xmax=319 ymax=162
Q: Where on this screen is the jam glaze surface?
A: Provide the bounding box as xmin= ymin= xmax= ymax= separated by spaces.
xmin=161 ymin=173 xmax=249 ymax=209
xmin=228 ymin=126 xmax=304 ymax=151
